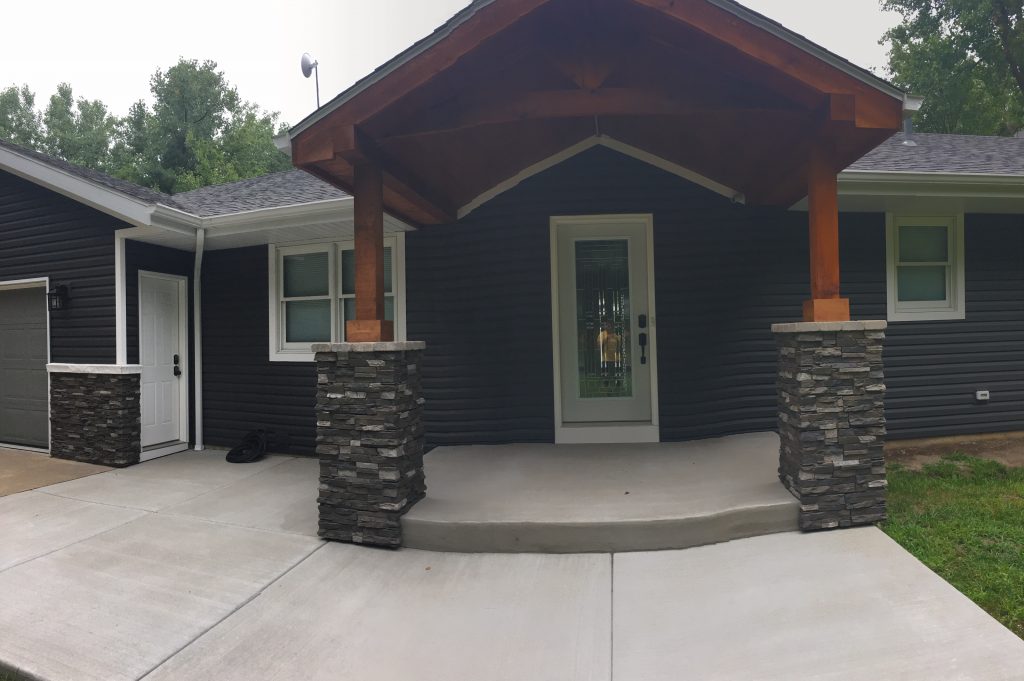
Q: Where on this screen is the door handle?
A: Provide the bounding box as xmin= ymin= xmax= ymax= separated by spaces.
xmin=639 ymin=332 xmax=648 ymax=365
xmin=174 ymin=366 xmax=182 ymax=377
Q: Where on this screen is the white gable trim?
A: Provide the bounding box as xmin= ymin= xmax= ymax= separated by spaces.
xmin=457 ymin=135 xmax=745 ymax=219
xmin=0 ymin=144 xmax=159 ymax=227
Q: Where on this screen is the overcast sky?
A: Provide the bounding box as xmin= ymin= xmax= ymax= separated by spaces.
xmin=0 ymin=1 xmax=899 ymax=128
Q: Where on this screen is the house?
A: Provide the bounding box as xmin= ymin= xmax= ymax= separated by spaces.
xmin=4 ymin=0 xmax=1024 ymax=545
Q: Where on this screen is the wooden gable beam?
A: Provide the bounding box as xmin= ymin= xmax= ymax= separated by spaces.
xmin=628 ymin=0 xmax=903 ymax=130
xmin=377 ymin=88 xmax=803 ymax=142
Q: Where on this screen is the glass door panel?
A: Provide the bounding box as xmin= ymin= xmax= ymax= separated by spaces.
xmin=575 ymin=240 xmax=632 ymax=399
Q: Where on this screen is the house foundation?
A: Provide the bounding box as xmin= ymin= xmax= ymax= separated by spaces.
xmin=313 ymin=342 xmax=427 ymax=548
xmin=772 ymin=321 xmax=888 ymax=530
xmin=46 ymin=364 xmax=142 ymax=467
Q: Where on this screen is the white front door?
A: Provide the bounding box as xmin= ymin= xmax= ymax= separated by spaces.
xmin=554 ymin=216 xmax=656 ymax=432
xmin=140 ymin=273 xmax=184 ymax=447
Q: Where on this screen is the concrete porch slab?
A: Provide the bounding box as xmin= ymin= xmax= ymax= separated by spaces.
xmin=0 ymin=447 xmax=109 ymax=496
xmin=143 ymin=544 xmax=611 ymax=681
xmin=613 ymin=527 xmax=1024 ymax=681
xmin=403 ymin=432 xmax=798 ymax=553
xmin=38 ymin=450 xmax=293 ymax=511
xmin=0 ymin=513 xmax=320 ymax=681
xmin=0 ymin=491 xmax=145 ymax=571
xmin=163 ymin=457 xmax=319 ymax=536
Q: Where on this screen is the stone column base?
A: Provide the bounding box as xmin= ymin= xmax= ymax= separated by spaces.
xmin=47 ymin=364 xmax=142 ymax=467
xmin=772 ymin=322 xmax=888 ymax=530
xmin=313 ymin=341 xmax=426 ymax=548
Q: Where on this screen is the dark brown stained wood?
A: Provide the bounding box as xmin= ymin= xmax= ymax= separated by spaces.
xmin=804 ymin=140 xmax=849 ymax=321
xmin=292 ymin=0 xmax=904 ymax=225
xmin=0 ymin=170 xmax=120 ymax=363
xmin=348 ymin=162 xmax=392 ymax=342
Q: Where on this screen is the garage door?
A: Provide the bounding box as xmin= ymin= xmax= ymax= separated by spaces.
xmin=0 ymin=287 xmax=48 ymax=448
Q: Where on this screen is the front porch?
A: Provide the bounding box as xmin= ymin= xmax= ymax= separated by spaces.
xmin=405 ymin=432 xmax=797 ymax=553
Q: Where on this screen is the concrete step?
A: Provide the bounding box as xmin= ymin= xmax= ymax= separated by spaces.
xmin=402 ymin=432 xmax=799 ymax=553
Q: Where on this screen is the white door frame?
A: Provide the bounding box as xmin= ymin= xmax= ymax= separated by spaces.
xmin=0 ymin=277 xmax=50 ymax=453
xmin=549 ymin=214 xmax=660 ymax=444
xmin=138 ymin=270 xmax=189 ymax=459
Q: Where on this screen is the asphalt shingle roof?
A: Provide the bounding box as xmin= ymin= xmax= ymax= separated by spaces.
xmin=0 ymin=137 xmax=175 ymax=206
xmin=171 ymin=169 xmax=348 ymax=217
xmin=850 ymin=132 xmax=1024 ymax=175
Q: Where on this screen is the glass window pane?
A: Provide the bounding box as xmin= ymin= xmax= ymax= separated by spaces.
xmin=898 ymin=265 xmax=947 ymax=302
xmin=574 ymin=240 xmax=632 ymax=399
xmin=285 ymin=300 xmax=331 ymax=342
xmin=899 ymin=225 xmax=948 ymax=263
xmin=283 ymin=252 xmax=329 ymax=298
xmin=341 ymin=247 xmax=393 ymax=295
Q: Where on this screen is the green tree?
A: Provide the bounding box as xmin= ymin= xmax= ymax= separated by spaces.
xmin=0 ymin=85 xmax=42 ymax=147
xmin=42 ymin=83 xmax=117 ymax=170
xmin=116 ymin=59 xmax=291 ymax=193
xmin=883 ymin=0 xmax=1024 ymax=134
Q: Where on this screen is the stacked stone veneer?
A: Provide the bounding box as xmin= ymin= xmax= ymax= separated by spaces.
xmin=48 ymin=366 xmax=142 ymax=467
xmin=313 ymin=342 xmax=427 ymax=548
xmin=773 ymin=321 xmax=888 ymax=531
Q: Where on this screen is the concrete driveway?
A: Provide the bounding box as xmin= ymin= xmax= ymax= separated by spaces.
xmin=1 ymin=451 xmax=1023 ymax=681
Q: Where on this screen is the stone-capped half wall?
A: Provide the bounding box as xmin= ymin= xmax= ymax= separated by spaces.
xmin=47 ymin=364 xmax=142 ymax=467
xmin=773 ymin=321 xmax=887 ymax=530
xmin=314 ymin=342 xmax=427 ymax=548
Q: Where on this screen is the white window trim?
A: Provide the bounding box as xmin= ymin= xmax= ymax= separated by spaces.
xmin=268 ymin=233 xmax=406 ymax=362
xmin=885 ymin=213 xmax=965 ymax=322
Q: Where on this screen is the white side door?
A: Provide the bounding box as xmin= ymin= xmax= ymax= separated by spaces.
xmin=140 ymin=273 xmax=183 ymax=447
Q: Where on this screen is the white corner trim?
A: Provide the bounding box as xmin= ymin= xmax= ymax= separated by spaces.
xmin=47 ymin=363 xmax=142 ymax=374
xmin=458 ymin=135 xmax=743 ymax=219
xmin=115 ymin=232 xmax=128 ymax=365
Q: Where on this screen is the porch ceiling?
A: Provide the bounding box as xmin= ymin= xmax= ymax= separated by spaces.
xmin=291 ymin=0 xmax=906 ymax=225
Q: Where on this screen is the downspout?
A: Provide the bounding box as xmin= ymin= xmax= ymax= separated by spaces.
xmin=193 ymin=227 xmax=206 ymax=451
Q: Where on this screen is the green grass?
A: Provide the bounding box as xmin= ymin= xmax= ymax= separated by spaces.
xmin=882 ymin=454 xmax=1024 ymax=639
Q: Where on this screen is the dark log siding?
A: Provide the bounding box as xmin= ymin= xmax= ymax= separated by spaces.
xmin=0 ymin=170 xmax=121 ymax=363
xmin=201 ymin=246 xmax=316 ymax=453
xmin=199 ymin=147 xmax=1024 ymax=450
xmin=124 ymin=241 xmax=196 ymax=443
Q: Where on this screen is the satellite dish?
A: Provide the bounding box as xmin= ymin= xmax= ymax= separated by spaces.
xmin=300 ymin=53 xmax=321 ymax=108
xmin=301 ymin=53 xmax=318 ymax=79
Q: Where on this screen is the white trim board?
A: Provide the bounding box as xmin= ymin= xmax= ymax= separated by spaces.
xmin=138 ymin=270 xmax=190 ymax=449
xmin=459 ymin=136 xmax=744 ymax=219
xmin=549 ymin=214 xmax=660 ymax=445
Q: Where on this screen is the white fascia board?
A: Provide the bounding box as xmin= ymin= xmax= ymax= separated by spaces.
xmin=0 ymin=145 xmax=156 ymax=227
xmin=839 ymin=170 xmax=1024 ymax=198
xmin=200 ymin=197 xmax=414 ymax=238
xmin=151 ymin=204 xmax=202 ymax=234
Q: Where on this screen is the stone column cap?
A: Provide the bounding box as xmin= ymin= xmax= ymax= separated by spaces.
xmin=312 ymin=341 xmax=426 ymax=353
xmin=771 ymin=320 xmax=887 ymax=334
xmin=46 ymin=363 xmax=143 ymax=374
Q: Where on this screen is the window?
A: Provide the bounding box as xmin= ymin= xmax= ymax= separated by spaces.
xmin=886 ymin=215 xmax=964 ymax=321
xmin=269 ymin=235 xmax=405 ymax=361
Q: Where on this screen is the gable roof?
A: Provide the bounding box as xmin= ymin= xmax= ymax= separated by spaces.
xmin=849 ymin=132 xmax=1024 ymax=176
xmin=290 ymin=0 xmax=908 ymax=139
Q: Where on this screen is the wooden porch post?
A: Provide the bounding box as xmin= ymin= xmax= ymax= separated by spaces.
xmin=803 ymin=141 xmax=851 ymax=322
xmin=346 ymin=162 xmax=395 ymax=342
